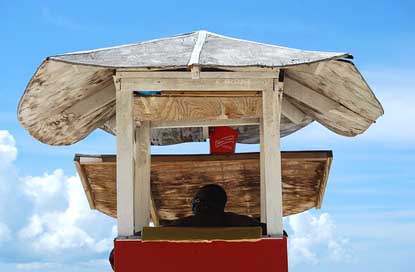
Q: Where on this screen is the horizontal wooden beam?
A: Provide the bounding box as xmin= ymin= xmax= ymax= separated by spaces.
xmin=134 ymin=95 xmax=304 ymax=127
xmin=75 ymin=151 xmax=333 ymax=164
xmin=281 ymin=97 xmax=306 ymax=124
xmin=116 ymin=71 xmax=279 ymax=79
xmin=120 ymin=78 xmax=269 ymax=91
xmin=285 ymin=61 xmax=327 ymax=74
xmin=67 ymin=83 xmax=115 ymax=115
xmin=284 ymin=76 xmax=338 ymax=113
xmin=134 ymin=96 xmax=262 ymax=123
xmin=116 ymin=66 xmax=281 ymax=73
xmin=160 ymin=91 xmax=261 ymax=97
xmin=151 ymin=118 xmax=260 ymax=129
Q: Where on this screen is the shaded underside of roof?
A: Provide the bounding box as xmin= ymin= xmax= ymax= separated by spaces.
xmin=18 ymin=31 xmax=384 ymax=146
xmin=74 ymin=151 xmax=333 ymax=220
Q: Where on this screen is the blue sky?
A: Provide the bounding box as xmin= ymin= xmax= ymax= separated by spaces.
xmin=0 ymin=1 xmax=414 ymax=271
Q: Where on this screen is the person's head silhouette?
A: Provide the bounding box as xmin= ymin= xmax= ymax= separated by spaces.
xmin=192 ymin=184 xmax=227 ymax=215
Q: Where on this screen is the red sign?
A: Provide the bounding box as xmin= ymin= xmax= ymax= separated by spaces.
xmin=209 ymin=127 xmax=239 ymax=154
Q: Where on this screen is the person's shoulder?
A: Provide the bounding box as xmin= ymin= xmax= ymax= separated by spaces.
xmin=224 ymin=212 xmax=260 ymax=226
xmin=166 ymin=216 xmax=195 ymax=227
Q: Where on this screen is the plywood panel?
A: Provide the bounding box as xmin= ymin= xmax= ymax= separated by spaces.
xmin=74 ymin=151 xmax=332 ymax=221
xmin=133 ymin=96 xmax=262 ymax=122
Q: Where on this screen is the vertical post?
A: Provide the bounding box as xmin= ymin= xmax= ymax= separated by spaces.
xmin=134 ymin=121 xmax=151 ymax=232
xmin=115 ymin=78 xmax=135 ymax=236
xmin=260 ymin=121 xmax=266 ymax=223
xmin=260 ymin=75 xmax=284 ymax=236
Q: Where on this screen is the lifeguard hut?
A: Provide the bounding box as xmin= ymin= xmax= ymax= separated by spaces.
xmin=18 ymin=31 xmax=383 ymax=271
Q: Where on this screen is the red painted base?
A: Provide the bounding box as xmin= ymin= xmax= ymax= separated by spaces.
xmin=114 ymin=238 xmax=288 ymax=272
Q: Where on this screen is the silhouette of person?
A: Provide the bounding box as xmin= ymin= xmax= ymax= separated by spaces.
xmin=167 ymin=184 xmax=260 ymax=228
xmin=109 ymin=184 xmax=287 ymax=270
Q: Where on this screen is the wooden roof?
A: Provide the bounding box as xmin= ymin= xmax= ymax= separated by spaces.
xmin=19 ymin=31 xmax=383 ymax=146
xmin=74 ymin=151 xmax=332 ymax=222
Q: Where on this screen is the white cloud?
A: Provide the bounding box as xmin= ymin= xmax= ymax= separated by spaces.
xmin=0 ymin=130 xmax=16 ymax=245
xmin=111 ymin=225 xmax=117 ymax=237
xmin=0 ymin=129 xmax=116 ymax=268
xmin=77 ymin=258 xmax=111 ymax=268
xmin=19 ymin=171 xmax=115 ymax=253
xmin=14 ymin=259 xmax=112 ymax=272
xmin=16 ymin=262 xmax=61 ymax=270
xmin=0 ymin=130 xmax=17 ymax=168
xmin=0 ymin=222 xmax=11 ymax=242
xmin=18 ymin=215 xmax=44 ymax=240
xmin=21 ymin=170 xmax=64 ymax=207
xmin=287 ymin=211 xmax=351 ymax=266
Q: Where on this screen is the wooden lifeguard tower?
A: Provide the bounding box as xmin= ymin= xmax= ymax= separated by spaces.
xmin=18 ymin=31 xmax=383 ymax=272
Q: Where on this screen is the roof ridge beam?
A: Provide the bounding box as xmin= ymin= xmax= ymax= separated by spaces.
xmin=188 ymin=30 xmax=207 ymax=66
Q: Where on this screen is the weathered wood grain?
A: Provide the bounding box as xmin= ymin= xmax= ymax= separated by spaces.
xmin=121 ymin=77 xmax=269 ymax=91
xmin=285 ymin=60 xmax=384 ymax=136
xmin=18 ymin=60 xmax=116 ymax=145
xmin=18 ymin=31 xmax=383 ymax=146
xmin=133 ymin=96 xmax=262 ymax=122
xmin=134 ymin=122 xmax=151 ymax=232
xmin=74 ymin=151 xmax=332 ymax=221
xmin=74 ymin=160 xmax=95 ymax=209
xmin=116 ymin=86 xmax=135 ymax=236
xmin=261 ymin=79 xmax=283 ymax=235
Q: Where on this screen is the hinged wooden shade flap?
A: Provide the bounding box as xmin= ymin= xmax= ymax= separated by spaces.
xmin=74 ymin=151 xmax=332 ymax=221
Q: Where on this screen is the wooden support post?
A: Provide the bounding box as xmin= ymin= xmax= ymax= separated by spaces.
xmin=260 ymin=76 xmax=284 ymax=236
xmin=260 ymin=121 xmax=266 ymax=223
xmin=116 ymin=81 xmax=135 ymax=237
xmin=134 ymin=121 xmax=151 ymax=232
xmin=150 ymin=196 xmax=160 ymax=227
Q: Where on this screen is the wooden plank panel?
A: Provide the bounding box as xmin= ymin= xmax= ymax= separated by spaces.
xmin=284 ymin=75 xmax=375 ymax=136
xmin=74 ymin=151 xmax=332 ymax=222
xmin=133 ymin=96 xmax=262 ymax=122
xmin=287 ymin=61 xmax=383 ymax=121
